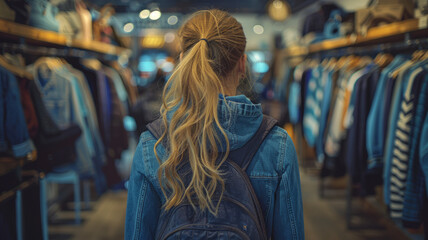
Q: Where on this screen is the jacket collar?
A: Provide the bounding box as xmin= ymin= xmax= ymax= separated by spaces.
xmin=218 ymin=94 xmax=263 ymax=150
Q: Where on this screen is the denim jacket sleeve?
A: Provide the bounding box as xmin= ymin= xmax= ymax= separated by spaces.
xmin=125 ymin=135 xmax=161 ymax=240
xmin=272 ymin=135 xmax=305 ymax=240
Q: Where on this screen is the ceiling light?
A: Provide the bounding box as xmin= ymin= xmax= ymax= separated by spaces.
xmin=149 ymin=10 xmax=161 ymax=20
xmin=253 ymin=25 xmax=264 ymax=35
xmin=164 ymin=32 xmax=176 ymax=43
xmin=167 ymin=15 xmax=178 ymax=25
xmin=139 ymin=9 xmax=150 ymax=19
xmin=123 ymin=23 xmax=134 ymax=33
xmin=273 ymin=0 xmax=283 ymax=8
xmin=267 ymin=0 xmax=290 ymax=21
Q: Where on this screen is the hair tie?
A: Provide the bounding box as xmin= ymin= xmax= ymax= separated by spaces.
xmin=199 ymin=38 xmax=209 ymax=44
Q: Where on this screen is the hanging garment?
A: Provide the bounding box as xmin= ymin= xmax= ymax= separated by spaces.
xmin=324 ymin=69 xmax=357 ymax=157
xmin=17 ymin=76 xmax=39 ymax=139
xmin=27 ymin=65 xmax=81 ymax=172
xmin=103 ymin=66 xmax=129 ymax=113
xmin=383 ymin=60 xmax=415 ymax=205
xmin=345 ymin=67 xmax=380 ymax=194
xmin=32 ymin=58 xmax=95 ymax=177
xmin=402 ymin=67 xmax=428 ymax=229
xmin=288 ymin=64 xmax=305 ymax=125
xmin=0 ymin=66 xmax=35 ymax=157
xmin=315 ymin=66 xmax=336 ymax=163
xmin=303 ymin=65 xmax=324 ymax=147
xmin=388 ymin=66 xmax=425 ymax=218
xmin=366 ymin=56 xmax=408 ymax=171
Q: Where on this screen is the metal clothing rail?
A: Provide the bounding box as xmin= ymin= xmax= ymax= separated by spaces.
xmin=311 ymin=36 xmax=428 ymax=59
xmin=0 ymin=42 xmax=120 ymax=61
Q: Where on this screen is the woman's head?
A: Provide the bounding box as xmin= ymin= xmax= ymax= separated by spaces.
xmin=179 ymin=9 xmax=246 ymax=83
xmin=155 ymin=9 xmax=247 ymax=215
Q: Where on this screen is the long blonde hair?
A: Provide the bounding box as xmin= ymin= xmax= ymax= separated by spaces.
xmin=154 ymin=9 xmax=246 ymax=215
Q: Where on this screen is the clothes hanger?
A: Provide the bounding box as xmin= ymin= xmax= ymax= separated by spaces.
xmin=0 ymin=55 xmax=34 ymax=80
xmin=335 ymin=55 xmax=349 ymax=70
xmin=81 ymin=58 xmax=102 ymax=71
xmin=420 ymin=50 xmax=428 ymax=61
xmin=346 ymin=55 xmax=362 ymax=71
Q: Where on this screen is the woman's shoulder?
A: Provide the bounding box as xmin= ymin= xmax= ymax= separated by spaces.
xmin=247 ymin=125 xmax=297 ymax=177
xmin=132 ymin=130 xmax=163 ymax=181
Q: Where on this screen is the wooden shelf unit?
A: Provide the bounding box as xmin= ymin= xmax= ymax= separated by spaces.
xmin=283 ymin=18 xmax=427 ymax=58
xmin=0 ymin=19 xmax=130 ymax=56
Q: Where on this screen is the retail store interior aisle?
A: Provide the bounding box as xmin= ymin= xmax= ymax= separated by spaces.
xmin=49 ymin=190 xmax=127 ymax=240
xmin=48 ymin=170 xmax=410 ymax=240
xmin=301 ymin=170 xmax=410 ymax=240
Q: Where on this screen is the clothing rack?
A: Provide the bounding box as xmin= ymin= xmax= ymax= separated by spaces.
xmin=0 ymin=42 xmax=119 ymax=61
xmin=306 ymin=35 xmax=428 ymax=239
xmin=311 ymin=36 xmax=428 ymax=59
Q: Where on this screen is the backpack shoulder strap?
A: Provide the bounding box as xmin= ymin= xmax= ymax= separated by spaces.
xmin=229 ymin=115 xmax=278 ymax=171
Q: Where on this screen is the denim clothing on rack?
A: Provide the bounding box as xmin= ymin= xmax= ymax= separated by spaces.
xmin=32 ymin=58 xmax=95 ymax=177
xmin=0 ymin=66 xmax=35 ymax=157
xmin=125 ymin=95 xmax=304 ymax=240
xmin=402 ymin=68 xmax=428 ymax=228
xmin=366 ymin=56 xmax=407 ymax=170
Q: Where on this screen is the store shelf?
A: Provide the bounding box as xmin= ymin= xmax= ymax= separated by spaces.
xmin=282 ymin=45 xmax=308 ymax=58
xmin=0 ymin=19 xmax=130 ymax=56
xmin=283 ymin=18 xmax=427 ymax=58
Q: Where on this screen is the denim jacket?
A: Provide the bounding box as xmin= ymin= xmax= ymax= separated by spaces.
xmin=125 ymin=95 xmax=304 ymax=240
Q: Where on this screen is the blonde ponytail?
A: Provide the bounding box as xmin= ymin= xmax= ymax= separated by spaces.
xmin=154 ymin=9 xmax=246 ymax=215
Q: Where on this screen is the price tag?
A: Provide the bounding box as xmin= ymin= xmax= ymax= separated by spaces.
xmin=419 ymin=16 xmax=428 ymax=29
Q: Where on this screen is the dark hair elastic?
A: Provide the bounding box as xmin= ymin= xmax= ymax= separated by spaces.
xmin=200 ymin=38 xmax=209 ymax=44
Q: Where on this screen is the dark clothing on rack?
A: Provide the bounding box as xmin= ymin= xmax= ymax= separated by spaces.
xmin=32 ymin=124 xmax=81 ymax=172
xmin=383 ymin=76 xmax=398 ymax=140
xmin=17 ymin=76 xmax=39 ymax=139
xmin=347 ymin=68 xmax=380 ymax=195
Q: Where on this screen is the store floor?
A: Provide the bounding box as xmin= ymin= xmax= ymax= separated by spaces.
xmin=49 ymin=171 xmax=416 ymax=240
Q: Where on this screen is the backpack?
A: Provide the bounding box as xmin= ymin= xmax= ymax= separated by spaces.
xmin=146 ymin=115 xmax=278 ymax=240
